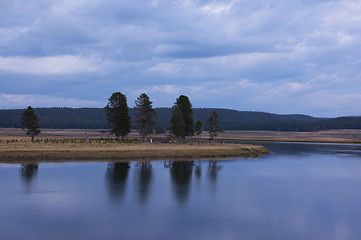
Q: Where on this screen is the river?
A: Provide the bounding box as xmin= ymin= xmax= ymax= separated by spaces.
xmin=1 ymin=142 xmax=361 ymax=240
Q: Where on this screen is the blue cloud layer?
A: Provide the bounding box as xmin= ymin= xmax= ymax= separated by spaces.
xmin=0 ymin=0 xmax=361 ymax=117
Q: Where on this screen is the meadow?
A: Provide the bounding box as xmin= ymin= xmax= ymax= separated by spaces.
xmin=0 ymin=130 xmax=268 ymax=162
xmin=3 ymin=128 xmax=360 ymax=162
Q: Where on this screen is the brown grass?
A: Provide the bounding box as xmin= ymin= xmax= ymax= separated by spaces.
xmin=2 ymin=128 xmax=361 ymax=144
xmin=2 ymin=127 xmax=361 ymax=162
xmin=153 ymin=129 xmax=361 ymax=144
xmin=0 ymin=136 xmax=268 ymax=163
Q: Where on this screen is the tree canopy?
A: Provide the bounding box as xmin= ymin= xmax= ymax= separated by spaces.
xmin=105 ymin=92 xmax=131 ymax=139
xmin=170 ymin=95 xmax=194 ymax=139
xmin=135 ymin=93 xmax=156 ymax=142
xmin=195 ymin=120 xmax=203 ymax=135
xmin=170 ymin=106 xmax=185 ymax=139
xmin=20 ymin=106 xmax=41 ymax=141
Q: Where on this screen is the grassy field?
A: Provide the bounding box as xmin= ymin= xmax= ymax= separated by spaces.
xmin=2 ymin=128 xmax=361 ymax=143
xmin=2 ymin=127 xmax=361 ymax=162
xmin=0 ymin=134 xmax=268 ymax=163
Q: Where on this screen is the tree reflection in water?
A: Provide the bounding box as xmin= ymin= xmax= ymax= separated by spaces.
xmin=208 ymin=161 xmax=222 ymax=194
xmin=169 ymin=161 xmax=194 ymax=205
xmin=20 ymin=163 xmax=39 ymax=190
xmin=194 ymin=160 xmax=202 ymax=180
xmin=135 ymin=162 xmax=153 ymax=205
xmin=106 ymin=162 xmax=130 ymax=203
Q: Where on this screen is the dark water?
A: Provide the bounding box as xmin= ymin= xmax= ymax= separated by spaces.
xmin=1 ymin=142 xmax=361 ymax=240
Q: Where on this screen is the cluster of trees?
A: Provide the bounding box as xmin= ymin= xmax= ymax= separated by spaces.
xmin=104 ymin=92 xmax=158 ymax=141
xmin=20 ymin=92 xmax=222 ymax=141
xmin=18 ymin=93 xmax=361 ymax=140
xmin=104 ymin=92 xmax=222 ymax=142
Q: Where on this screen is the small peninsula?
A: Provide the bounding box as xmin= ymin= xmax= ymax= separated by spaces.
xmin=0 ymin=137 xmax=268 ymax=163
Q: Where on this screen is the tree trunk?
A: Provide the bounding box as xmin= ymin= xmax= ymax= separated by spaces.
xmin=210 ymin=133 xmax=215 ymax=145
xmin=141 ymin=134 xmax=145 ymax=143
xmin=31 ymin=134 xmax=34 ymax=141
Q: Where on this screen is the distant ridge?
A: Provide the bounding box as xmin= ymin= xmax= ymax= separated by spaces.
xmin=0 ymin=107 xmax=360 ymax=131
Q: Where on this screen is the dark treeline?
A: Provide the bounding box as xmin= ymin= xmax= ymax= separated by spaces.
xmin=0 ymin=107 xmax=360 ymax=131
xmin=0 ymin=108 xmax=107 ymax=129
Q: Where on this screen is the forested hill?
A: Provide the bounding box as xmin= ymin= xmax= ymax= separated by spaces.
xmin=0 ymin=107 xmax=360 ymax=131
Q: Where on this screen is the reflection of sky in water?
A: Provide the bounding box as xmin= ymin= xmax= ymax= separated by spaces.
xmin=1 ymin=143 xmax=361 ymax=239
xmin=254 ymin=141 xmax=361 ymax=156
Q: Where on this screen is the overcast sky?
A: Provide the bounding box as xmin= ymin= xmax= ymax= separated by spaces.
xmin=0 ymin=0 xmax=360 ymax=117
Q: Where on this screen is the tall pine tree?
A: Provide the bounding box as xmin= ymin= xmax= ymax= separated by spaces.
xmin=105 ymin=92 xmax=131 ymax=139
xmin=135 ymin=93 xmax=156 ymax=142
xmin=170 ymin=95 xmax=194 ymax=139
xmin=20 ymin=106 xmax=41 ymax=141
xmin=170 ymin=106 xmax=185 ymax=139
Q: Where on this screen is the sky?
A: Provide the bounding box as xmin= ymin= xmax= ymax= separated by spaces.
xmin=0 ymin=0 xmax=360 ymax=117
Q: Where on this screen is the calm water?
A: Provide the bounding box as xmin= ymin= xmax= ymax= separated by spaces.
xmin=1 ymin=142 xmax=361 ymax=240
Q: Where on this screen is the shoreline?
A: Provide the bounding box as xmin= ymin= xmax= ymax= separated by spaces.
xmin=2 ymin=128 xmax=361 ymax=163
xmin=217 ymin=137 xmax=361 ymax=144
xmin=0 ymin=141 xmax=268 ymax=163
xmin=2 ymin=128 xmax=361 ymax=144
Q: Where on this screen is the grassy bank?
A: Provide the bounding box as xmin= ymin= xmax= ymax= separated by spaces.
xmin=215 ymin=130 xmax=361 ymax=144
xmin=0 ymin=137 xmax=268 ymax=163
xmin=2 ymin=128 xmax=361 ymax=144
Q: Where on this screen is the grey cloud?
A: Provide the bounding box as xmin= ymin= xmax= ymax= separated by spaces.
xmin=155 ymin=40 xmax=277 ymax=58
xmin=1 ymin=0 xmax=361 ymax=116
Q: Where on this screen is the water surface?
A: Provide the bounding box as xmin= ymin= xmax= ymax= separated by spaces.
xmin=1 ymin=142 xmax=361 ymax=240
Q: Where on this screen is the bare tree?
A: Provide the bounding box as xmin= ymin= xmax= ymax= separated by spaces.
xmin=207 ymin=111 xmax=222 ymax=144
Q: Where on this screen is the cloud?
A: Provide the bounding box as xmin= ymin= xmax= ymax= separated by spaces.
xmin=237 ymin=79 xmax=259 ymax=88
xmin=0 ymin=94 xmax=104 ymax=109
xmin=125 ymin=77 xmax=361 ymax=117
xmin=0 ymin=0 xmax=361 ymax=117
xmin=0 ymin=27 xmax=29 ymax=46
xmin=0 ymin=55 xmax=104 ymax=75
xmin=200 ymin=1 xmax=233 ymax=16
xmin=147 ymin=62 xmax=180 ymax=74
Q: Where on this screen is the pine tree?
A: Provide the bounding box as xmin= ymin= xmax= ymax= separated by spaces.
xmin=207 ymin=111 xmax=222 ymax=144
xmin=170 ymin=106 xmax=185 ymax=139
xmin=135 ymin=93 xmax=156 ymax=142
xmin=105 ymin=92 xmax=131 ymax=139
xmin=170 ymin=95 xmax=194 ymax=139
xmin=177 ymin=95 xmax=194 ymax=136
xmin=20 ymin=106 xmax=41 ymax=141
